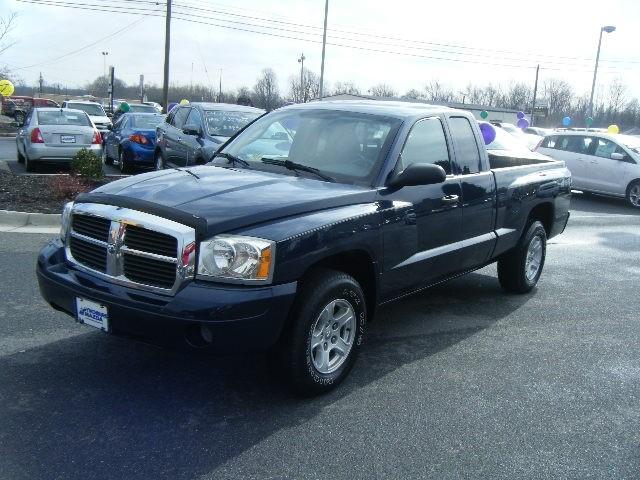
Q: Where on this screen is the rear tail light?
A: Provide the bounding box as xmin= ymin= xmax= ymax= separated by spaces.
xmin=30 ymin=128 xmax=44 ymax=143
xmin=91 ymin=130 xmax=102 ymax=144
xmin=129 ymin=133 xmax=149 ymax=145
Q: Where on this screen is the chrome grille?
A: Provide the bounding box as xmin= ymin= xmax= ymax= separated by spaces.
xmin=65 ymin=204 xmax=196 ymax=295
xmin=72 ymin=214 xmax=111 ymax=242
xmin=124 ymin=225 xmax=177 ymax=257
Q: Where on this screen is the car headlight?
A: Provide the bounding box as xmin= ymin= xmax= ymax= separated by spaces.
xmin=197 ymin=235 xmax=275 ymax=284
xmin=60 ymin=201 xmax=74 ymax=242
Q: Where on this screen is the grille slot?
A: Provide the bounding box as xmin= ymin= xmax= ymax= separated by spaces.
xmin=124 ymin=225 xmax=178 ymax=258
xmin=123 ymin=253 xmax=176 ymax=289
xmin=69 ymin=236 xmax=107 ymax=272
xmin=72 ymin=214 xmax=111 ymax=242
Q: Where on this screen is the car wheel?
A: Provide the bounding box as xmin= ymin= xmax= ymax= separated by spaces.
xmin=103 ymin=145 xmax=113 ymax=166
xmin=279 ymin=269 xmax=366 ymax=396
xmin=17 ymin=143 xmax=25 ymax=164
xmin=154 ymin=150 xmax=164 ymax=171
xmin=498 ymin=220 xmax=547 ymax=294
xmin=118 ymin=149 xmax=130 ymax=174
xmin=626 ymin=180 xmax=640 ymax=209
xmin=24 ymin=152 xmax=36 ymax=173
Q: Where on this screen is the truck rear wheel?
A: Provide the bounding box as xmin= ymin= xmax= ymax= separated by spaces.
xmin=280 ymin=269 xmax=366 ymax=396
xmin=498 ymin=221 xmax=547 ymax=294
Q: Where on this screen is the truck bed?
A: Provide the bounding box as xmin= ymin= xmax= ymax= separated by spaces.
xmin=487 ymin=150 xmax=556 ymax=169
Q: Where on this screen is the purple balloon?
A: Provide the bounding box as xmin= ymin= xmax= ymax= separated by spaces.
xmin=168 ymin=102 xmax=178 ymax=112
xmin=517 ymin=118 xmax=530 ymax=129
xmin=517 ymin=111 xmax=525 ymax=119
xmin=479 ymin=122 xmax=496 ymax=145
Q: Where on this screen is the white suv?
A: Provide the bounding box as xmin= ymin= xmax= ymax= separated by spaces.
xmin=537 ymin=131 xmax=640 ymax=208
xmin=61 ymin=100 xmax=112 ymax=135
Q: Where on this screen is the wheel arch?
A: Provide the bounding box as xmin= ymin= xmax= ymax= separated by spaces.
xmin=527 ymin=202 xmax=554 ymax=235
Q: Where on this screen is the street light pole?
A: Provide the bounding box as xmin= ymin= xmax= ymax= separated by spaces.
xmin=297 ymin=53 xmax=305 ymax=102
xmin=101 ymin=51 xmax=108 ymax=77
xmin=588 ymin=25 xmax=616 ymax=118
xmin=162 ymin=0 xmax=172 ymax=114
xmin=318 ymin=0 xmax=329 ymax=100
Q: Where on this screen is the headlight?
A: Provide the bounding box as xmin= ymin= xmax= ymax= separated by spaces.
xmin=197 ymin=235 xmax=275 ymax=284
xmin=60 ymin=201 xmax=74 ymax=242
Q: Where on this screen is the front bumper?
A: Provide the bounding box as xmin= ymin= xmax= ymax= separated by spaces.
xmin=37 ymin=240 xmax=297 ymax=352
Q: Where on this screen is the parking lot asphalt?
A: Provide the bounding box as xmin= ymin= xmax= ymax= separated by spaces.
xmin=1 ymin=195 xmax=639 ymax=480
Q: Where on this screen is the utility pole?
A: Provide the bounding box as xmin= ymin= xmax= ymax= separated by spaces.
xmin=190 ymin=62 xmax=193 ymax=92
xmin=297 ymin=53 xmax=305 ymax=102
xmin=588 ymin=26 xmax=616 ymax=118
xmin=38 ymin=72 xmax=43 ymax=95
xmin=109 ymin=66 xmax=115 ymax=114
xmin=162 ymin=0 xmax=172 ymax=113
xmin=318 ymin=0 xmax=329 ymax=100
xmin=530 ymin=64 xmax=539 ymax=127
xmin=219 ymin=68 xmax=222 ymax=102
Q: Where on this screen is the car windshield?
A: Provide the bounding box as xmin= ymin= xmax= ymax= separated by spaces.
xmin=66 ymin=103 xmax=106 ymax=116
xmin=130 ymin=114 xmax=164 ymax=129
xmin=483 ymin=123 xmax=531 ymax=152
xmin=220 ymin=109 xmax=402 ymax=185
xmin=128 ymin=104 xmax=157 ymax=113
xmin=38 ymin=110 xmax=91 ymax=126
xmin=204 ymin=110 xmax=262 ymax=137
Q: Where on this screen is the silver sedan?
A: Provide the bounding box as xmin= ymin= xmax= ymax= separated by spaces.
xmin=16 ymin=108 xmax=103 ymax=172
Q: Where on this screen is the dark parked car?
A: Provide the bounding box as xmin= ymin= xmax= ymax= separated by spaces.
xmin=102 ymin=112 xmax=165 ymax=173
xmin=154 ymin=102 xmax=264 ymax=169
xmin=2 ymin=96 xmax=59 ymax=125
xmin=37 ymin=101 xmax=571 ymax=395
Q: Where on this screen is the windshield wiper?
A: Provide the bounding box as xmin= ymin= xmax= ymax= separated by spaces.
xmin=211 ymin=152 xmax=252 ymax=168
xmin=260 ymin=158 xmax=335 ymax=182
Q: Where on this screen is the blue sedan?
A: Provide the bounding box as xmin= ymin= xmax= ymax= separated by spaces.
xmin=103 ymin=112 xmax=165 ymax=173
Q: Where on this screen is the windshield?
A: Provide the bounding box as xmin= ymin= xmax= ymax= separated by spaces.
xmin=130 ymin=114 xmax=164 ymax=129
xmin=220 ymin=109 xmax=402 ymax=185
xmin=66 ymin=103 xmax=106 ymax=117
xmin=38 ymin=110 xmax=91 ymax=126
xmin=204 ymin=110 xmax=262 ymax=137
xmin=129 ymin=104 xmax=157 ymax=113
xmin=483 ymin=122 xmax=531 ymax=152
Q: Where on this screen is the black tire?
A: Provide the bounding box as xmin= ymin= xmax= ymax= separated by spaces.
xmin=154 ymin=150 xmax=165 ymax=171
xmin=498 ymin=220 xmax=547 ymax=294
xmin=24 ymin=152 xmax=36 ymax=173
xmin=17 ymin=144 xmax=25 ymax=164
xmin=625 ymin=180 xmax=640 ymax=209
xmin=279 ymin=269 xmax=367 ymax=396
xmin=103 ymin=146 xmax=114 ymax=166
xmin=118 ymin=149 xmax=130 ymax=174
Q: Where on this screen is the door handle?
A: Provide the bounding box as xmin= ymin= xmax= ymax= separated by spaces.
xmin=177 ymin=137 xmax=182 ymax=142
xmin=441 ymin=194 xmax=459 ymax=204
xmin=590 ymin=160 xmax=597 ymax=164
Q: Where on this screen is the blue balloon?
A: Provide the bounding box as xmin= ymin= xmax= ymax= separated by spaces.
xmin=479 ymin=122 xmax=496 ymax=145
xmin=562 ymin=116 xmax=571 ymax=127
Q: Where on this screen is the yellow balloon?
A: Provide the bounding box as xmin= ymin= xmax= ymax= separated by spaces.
xmin=179 ymin=99 xmax=189 ymax=105
xmin=0 ymin=79 xmax=14 ymax=97
xmin=607 ymin=124 xmax=620 ymax=134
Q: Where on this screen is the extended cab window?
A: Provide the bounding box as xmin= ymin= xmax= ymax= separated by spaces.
xmin=400 ymin=117 xmax=451 ymax=174
xmin=449 ymin=117 xmax=481 ymax=174
xmin=541 ymin=136 xmax=558 ymax=149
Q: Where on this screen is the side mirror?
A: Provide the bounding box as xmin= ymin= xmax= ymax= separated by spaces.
xmin=107 ymin=112 xmax=113 ymax=118
xmin=388 ymin=163 xmax=447 ymax=188
xmin=183 ymin=124 xmax=202 ymax=136
xmin=611 ymin=152 xmax=625 ymax=161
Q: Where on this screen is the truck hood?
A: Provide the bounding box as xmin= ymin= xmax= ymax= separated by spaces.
xmin=86 ymin=166 xmax=376 ymax=237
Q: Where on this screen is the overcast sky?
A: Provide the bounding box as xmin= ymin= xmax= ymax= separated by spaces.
xmin=3 ymin=0 xmax=640 ymax=101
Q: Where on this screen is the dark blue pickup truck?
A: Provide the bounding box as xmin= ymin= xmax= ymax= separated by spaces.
xmin=37 ymin=100 xmax=571 ymax=395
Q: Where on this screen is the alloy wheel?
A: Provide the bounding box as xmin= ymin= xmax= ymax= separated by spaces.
xmin=525 ymin=235 xmax=543 ymax=283
xmin=309 ymin=299 xmax=356 ymax=374
xmin=629 ymin=184 xmax=640 ymax=207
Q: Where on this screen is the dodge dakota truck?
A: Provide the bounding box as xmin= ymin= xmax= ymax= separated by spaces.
xmin=37 ymin=100 xmax=571 ymax=395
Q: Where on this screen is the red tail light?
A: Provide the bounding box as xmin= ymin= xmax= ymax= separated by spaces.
xmin=91 ymin=130 xmax=102 ymax=144
xmin=129 ymin=133 xmax=149 ymax=145
xmin=30 ymin=128 xmax=44 ymax=143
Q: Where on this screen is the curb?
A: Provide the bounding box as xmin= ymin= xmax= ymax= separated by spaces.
xmin=0 ymin=133 xmax=16 ymax=138
xmin=0 ymin=209 xmax=61 ymax=232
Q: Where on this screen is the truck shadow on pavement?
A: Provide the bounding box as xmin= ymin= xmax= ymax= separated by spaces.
xmin=570 ymin=192 xmax=639 ymax=216
xmin=0 ymin=270 xmax=532 ymax=480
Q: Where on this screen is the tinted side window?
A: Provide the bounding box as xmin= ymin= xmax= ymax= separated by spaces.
xmin=564 ymin=136 xmax=592 ymax=154
xmin=592 ymin=138 xmax=618 ymax=159
xmin=541 ymin=135 xmax=558 ymax=148
xmin=186 ymin=108 xmax=203 ymax=129
xmin=171 ymin=107 xmax=190 ymax=129
xmin=449 ymin=117 xmax=481 ymax=174
xmin=400 ymin=117 xmax=451 ymax=174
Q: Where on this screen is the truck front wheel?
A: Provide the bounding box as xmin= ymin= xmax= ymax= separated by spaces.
xmin=498 ymin=221 xmax=547 ymax=294
xmin=281 ymin=269 xmax=366 ymax=396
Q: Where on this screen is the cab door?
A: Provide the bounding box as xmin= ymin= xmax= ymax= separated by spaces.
xmin=164 ymin=107 xmax=190 ymax=167
xmin=182 ymin=107 xmax=205 ymax=166
xmin=381 ymin=116 xmax=463 ymax=301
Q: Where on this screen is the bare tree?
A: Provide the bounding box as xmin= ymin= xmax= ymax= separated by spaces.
xmin=423 ymin=80 xmax=455 ymax=102
xmin=236 ymin=86 xmax=253 ymax=106
xmin=542 ymin=78 xmax=573 ymax=124
xmin=369 ymin=83 xmax=397 ymax=98
xmin=253 ymin=68 xmax=281 ymax=111
xmin=332 ymin=81 xmax=361 ymax=96
xmin=0 ymin=13 xmax=17 ymax=56
xmin=606 ymin=77 xmax=627 ymax=122
xmin=504 ymin=82 xmax=532 ymax=110
xmin=289 ymin=69 xmax=320 ymax=103
xmin=401 ymin=89 xmax=423 ymax=100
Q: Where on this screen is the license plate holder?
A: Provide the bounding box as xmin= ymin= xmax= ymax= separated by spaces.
xmin=60 ymin=135 xmax=76 ymax=144
xmin=76 ymin=297 xmax=109 ymax=332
